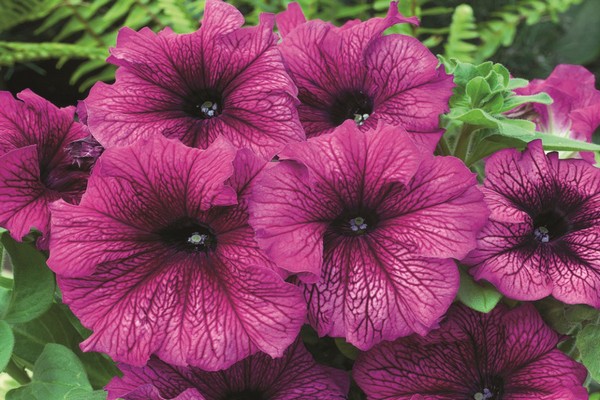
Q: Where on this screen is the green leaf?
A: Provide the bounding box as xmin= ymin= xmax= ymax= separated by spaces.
xmin=334 ymin=337 xmax=360 ymax=360
xmin=6 ymin=344 xmax=106 ymax=400
xmin=456 ymin=267 xmax=502 ymax=313
xmin=500 ymin=92 xmax=553 ymax=113
xmin=11 ymin=304 xmax=118 ymax=389
xmin=0 ymin=234 xmax=54 ymax=324
xmin=533 ymin=134 xmax=600 ymax=152
xmin=576 ymin=323 xmax=600 ymax=381
xmin=0 ymin=320 xmax=14 ymax=370
xmin=466 ymin=77 xmax=492 ymax=107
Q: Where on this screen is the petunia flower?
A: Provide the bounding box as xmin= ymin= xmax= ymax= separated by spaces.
xmin=83 ymin=0 xmax=304 ymax=159
xmin=515 ymin=64 xmax=600 ymax=161
xmin=353 ymin=303 xmax=587 ymax=399
xmin=249 ymin=121 xmax=488 ymax=349
xmin=105 ymin=339 xmax=349 ymax=400
xmin=47 ymin=135 xmax=306 ymax=370
xmin=0 ymin=89 xmax=90 ymax=244
xmin=275 ymin=2 xmax=454 ymax=151
xmin=464 ymin=139 xmax=600 ymax=307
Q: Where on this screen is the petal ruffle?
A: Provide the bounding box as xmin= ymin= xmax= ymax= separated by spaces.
xmin=106 ymin=340 xmax=347 ymax=400
xmin=303 ymin=235 xmax=458 ymax=349
xmin=0 ymin=145 xmax=50 ymax=240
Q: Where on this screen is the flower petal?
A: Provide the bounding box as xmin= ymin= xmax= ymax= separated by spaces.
xmin=0 ymin=145 xmax=49 ymax=240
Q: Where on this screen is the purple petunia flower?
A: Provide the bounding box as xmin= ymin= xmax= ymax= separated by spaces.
xmin=105 ymin=339 xmax=349 ymax=400
xmin=0 ymin=89 xmax=90 ymax=244
xmin=83 ymin=0 xmax=304 ymax=159
xmin=47 ymin=135 xmax=306 ymax=370
xmin=515 ymin=64 xmax=600 ymax=161
xmin=249 ymin=122 xmax=488 ymax=349
xmin=353 ymin=303 xmax=587 ymax=399
xmin=275 ymin=2 xmax=454 ymax=151
xmin=464 ymin=139 xmax=600 ymax=307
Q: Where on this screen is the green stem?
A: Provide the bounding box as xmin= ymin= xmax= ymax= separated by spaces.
xmin=435 ymin=135 xmax=452 ymax=156
xmin=5 ymin=359 xmax=31 ymax=385
xmin=454 ymin=124 xmax=477 ymax=162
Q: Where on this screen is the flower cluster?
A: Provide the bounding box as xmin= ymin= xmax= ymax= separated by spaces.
xmin=1 ymin=0 xmax=599 ymax=398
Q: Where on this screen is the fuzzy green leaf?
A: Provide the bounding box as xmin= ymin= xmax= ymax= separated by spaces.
xmin=0 ymin=234 xmax=54 ymax=324
xmin=576 ymin=323 xmax=600 ymax=382
xmin=6 ymin=344 xmax=106 ymax=400
xmin=456 ymin=267 xmax=502 ymax=313
xmin=0 ymin=320 xmax=14 ymax=371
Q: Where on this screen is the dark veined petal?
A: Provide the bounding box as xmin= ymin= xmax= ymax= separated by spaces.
xmin=302 ymin=235 xmax=458 ymax=349
xmin=59 ymin=254 xmax=305 ymax=370
xmin=0 ymin=145 xmax=50 ymax=240
xmin=106 ymin=340 xmax=347 ymax=400
xmin=378 ymin=155 xmax=488 ymax=260
xmin=353 ymin=304 xmax=586 ymax=399
xmin=0 ymin=90 xmax=89 ymax=242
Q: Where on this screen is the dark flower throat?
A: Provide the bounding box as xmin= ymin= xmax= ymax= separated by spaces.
xmin=158 ymin=217 xmax=217 ymax=252
xmin=221 ymin=389 xmax=266 ymax=400
xmin=329 ymin=90 xmax=374 ymax=126
xmin=184 ymin=88 xmax=223 ymax=119
xmin=532 ymin=208 xmax=571 ymax=243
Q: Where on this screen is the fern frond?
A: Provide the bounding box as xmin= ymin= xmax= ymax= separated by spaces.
xmin=444 ymin=4 xmax=478 ymax=62
xmin=0 ymin=0 xmax=60 ymax=33
xmin=475 ymin=0 xmax=583 ymax=62
xmin=157 ymin=0 xmax=198 ymax=32
xmin=0 ymin=41 xmax=106 ymax=65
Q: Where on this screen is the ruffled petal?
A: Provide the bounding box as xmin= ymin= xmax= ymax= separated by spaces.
xmin=303 ymin=235 xmax=458 ymax=349
xmin=107 ymin=340 xmax=347 ymax=400
xmin=380 ymin=155 xmax=488 ymax=259
xmin=354 ymin=304 xmax=586 ymax=399
xmin=0 ymin=145 xmax=50 ymax=240
xmin=61 ymin=255 xmax=305 ymax=369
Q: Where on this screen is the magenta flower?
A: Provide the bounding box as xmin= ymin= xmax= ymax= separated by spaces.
xmin=106 ymin=339 xmax=349 ymax=400
xmin=465 ymin=140 xmax=600 ymax=307
xmin=353 ymin=303 xmax=587 ymax=399
xmin=275 ymin=2 xmax=454 ymax=150
xmin=249 ymin=122 xmax=488 ymax=349
xmin=47 ymin=136 xmax=306 ymax=370
xmin=0 ymin=89 xmax=90 ymax=243
xmin=517 ymin=64 xmax=600 ymax=161
xmin=83 ymin=0 xmax=303 ymax=159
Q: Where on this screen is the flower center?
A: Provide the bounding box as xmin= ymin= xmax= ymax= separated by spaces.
xmin=473 ymin=376 xmax=503 ymax=400
xmin=331 ymin=210 xmax=379 ymax=236
xmin=473 ymin=388 xmax=494 ymax=400
xmin=65 ymin=135 xmax=104 ymax=170
xmin=221 ymin=389 xmax=265 ymax=400
xmin=184 ymin=88 xmax=223 ymax=119
xmin=329 ymin=90 xmax=374 ymax=126
xmin=197 ymin=100 xmax=220 ymax=118
xmin=532 ymin=208 xmax=571 ymax=243
xmin=157 ymin=217 xmax=217 ymax=253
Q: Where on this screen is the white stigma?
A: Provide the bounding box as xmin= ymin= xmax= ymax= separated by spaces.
xmin=188 ymin=232 xmax=208 ymax=245
xmin=534 ymin=226 xmax=550 ymax=243
xmin=200 ymin=101 xmax=218 ymax=117
xmin=349 ymin=217 xmax=368 ymax=232
xmin=353 ymin=113 xmax=370 ymax=126
xmin=474 ymin=388 xmax=493 ymax=400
